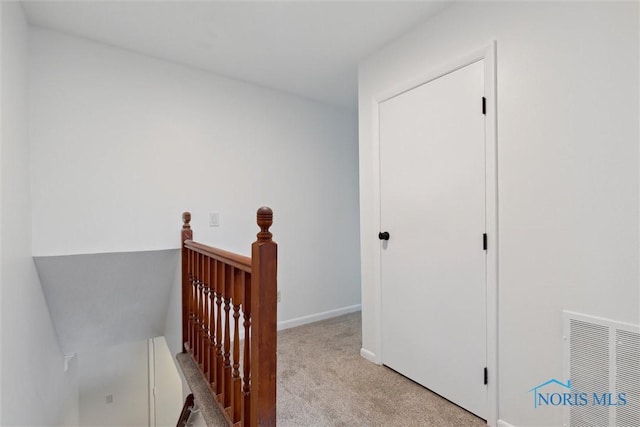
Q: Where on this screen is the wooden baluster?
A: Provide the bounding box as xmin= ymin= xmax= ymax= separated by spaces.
xmin=209 ymin=260 xmax=217 ymax=387
xmin=223 ymin=265 xmax=233 ymax=411
xmin=189 ymin=249 xmax=195 ymax=354
xmin=216 ymin=260 xmax=224 ymax=398
xmin=190 ymin=248 xmax=197 ymax=355
xmin=242 ymin=273 xmax=252 ymax=426
xmin=181 ymin=212 xmax=192 ymax=353
xmin=203 ymin=257 xmax=211 ymax=379
xmin=199 ymin=253 xmax=206 ymax=367
xmin=203 ymin=256 xmax=209 ymax=368
xmin=198 ymin=254 xmax=204 ymax=364
xmin=186 ymin=249 xmax=192 ymax=352
xmin=250 ymin=207 xmax=277 ymax=427
xmin=205 ymin=260 xmax=210 ymax=372
xmin=195 ymin=253 xmax=201 ymax=362
xmin=198 ymin=255 xmax=207 ymax=366
xmin=232 ymin=268 xmax=244 ymax=423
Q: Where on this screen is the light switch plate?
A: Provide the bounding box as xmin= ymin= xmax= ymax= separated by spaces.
xmin=209 ymin=212 xmax=220 ymax=227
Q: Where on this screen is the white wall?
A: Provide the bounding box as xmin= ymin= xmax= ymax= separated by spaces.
xmin=29 ymin=28 xmax=361 ymax=326
xmin=1 ymin=3 xmax=4 ymax=419
xmin=60 ymin=356 xmax=81 ymax=427
xmin=358 ymin=2 xmax=638 ymax=426
xmin=79 ymin=340 xmax=148 ymax=426
xmin=0 ymin=2 xmax=79 ymax=425
xmin=163 ymin=259 xmax=183 ymax=362
xmin=152 ymin=337 xmax=183 ymax=426
xmin=79 ymin=337 xmax=182 ymax=427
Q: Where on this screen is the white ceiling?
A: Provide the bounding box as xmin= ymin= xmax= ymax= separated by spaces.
xmin=22 ymin=1 xmax=450 ymax=110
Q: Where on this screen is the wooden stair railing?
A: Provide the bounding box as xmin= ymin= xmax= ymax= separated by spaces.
xmin=176 ymin=393 xmax=195 ymax=427
xmin=181 ymin=208 xmax=277 ymax=427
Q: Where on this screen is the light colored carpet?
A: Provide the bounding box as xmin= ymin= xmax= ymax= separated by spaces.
xmin=177 ymin=352 xmax=227 ymax=426
xmin=179 ymin=312 xmax=486 ymax=426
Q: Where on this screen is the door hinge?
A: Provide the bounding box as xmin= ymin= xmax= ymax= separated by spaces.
xmin=484 ymin=367 xmax=488 ymax=385
xmin=483 ymin=233 xmax=487 ymax=251
xmin=482 ymin=97 xmax=486 ymax=115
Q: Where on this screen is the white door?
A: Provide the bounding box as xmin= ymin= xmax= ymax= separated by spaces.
xmin=380 ymin=60 xmax=487 ymax=419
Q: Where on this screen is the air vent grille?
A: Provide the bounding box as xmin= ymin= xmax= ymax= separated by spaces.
xmin=616 ymin=330 xmax=640 ymax=427
xmin=569 ymin=319 xmax=609 ymax=427
xmin=563 ymin=311 xmax=639 ymax=427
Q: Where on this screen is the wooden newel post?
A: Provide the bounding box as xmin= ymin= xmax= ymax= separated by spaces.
xmin=250 ymin=207 xmax=277 ymax=426
xmin=181 ymin=212 xmax=193 ymax=353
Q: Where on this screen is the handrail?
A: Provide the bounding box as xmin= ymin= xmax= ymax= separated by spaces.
xmin=184 ymin=240 xmax=251 ymax=273
xmin=176 ymin=393 xmax=195 ymax=427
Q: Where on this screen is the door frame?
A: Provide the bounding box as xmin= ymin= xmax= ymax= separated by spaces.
xmin=368 ymin=42 xmax=498 ymax=426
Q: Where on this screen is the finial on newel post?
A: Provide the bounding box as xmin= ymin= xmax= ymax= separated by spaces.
xmin=256 ymin=207 xmax=273 ymax=241
xmin=182 ymin=212 xmax=191 ymax=230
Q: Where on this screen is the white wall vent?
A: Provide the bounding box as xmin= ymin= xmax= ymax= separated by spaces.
xmin=563 ymin=311 xmax=639 ymax=427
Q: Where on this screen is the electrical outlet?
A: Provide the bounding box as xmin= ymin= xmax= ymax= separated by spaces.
xmin=106 ymin=394 xmax=113 ymax=404
xmin=277 ymin=290 xmax=281 ymax=303
xmin=209 ymin=212 xmax=220 ymax=227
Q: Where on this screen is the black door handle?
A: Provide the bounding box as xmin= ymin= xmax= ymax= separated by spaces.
xmin=378 ymin=231 xmax=390 ymax=241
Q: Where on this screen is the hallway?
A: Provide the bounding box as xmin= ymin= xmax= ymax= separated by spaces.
xmin=182 ymin=313 xmax=486 ymax=426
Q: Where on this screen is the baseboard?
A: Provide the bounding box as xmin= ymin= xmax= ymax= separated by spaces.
xmin=497 ymin=420 xmax=516 ymax=427
xmin=360 ymin=348 xmax=378 ymax=364
xmin=277 ymin=304 xmax=361 ymax=331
